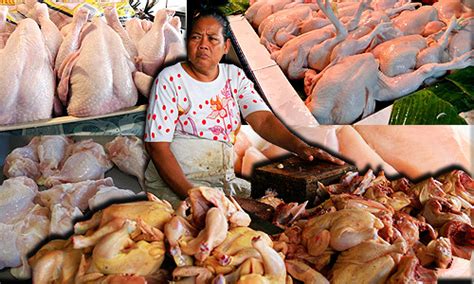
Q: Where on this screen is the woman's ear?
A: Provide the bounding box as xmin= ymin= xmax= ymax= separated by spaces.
xmin=223 ymin=38 xmax=231 ymax=54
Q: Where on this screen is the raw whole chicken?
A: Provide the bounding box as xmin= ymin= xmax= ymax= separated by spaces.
xmin=163 ymin=15 xmax=186 ymax=66
xmin=448 ymin=18 xmax=474 ymax=58
xmin=433 ymin=0 xmax=474 ymax=23
xmin=135 ymin=9 xmax=170 ymax=77
xmin=0 ymin=3 xmax=61 ymax=125
xmin=392 ymin=5 xmax=439 ymax=35
xmin=258 ymin=5 xmax=317 ymax=52
xmin=372 ymin=17 xmax=458 ymax=77
xmin=44 ymin=139 xmax=113 ymax=187
xmin=245 ymin=0 xmax=295 ymax=28
xmin=56 ymin=8 xmax=139 ymax=117
xmin=306 ymin=50 xmax=473 ymax=124
xmin=302 ymin=208 xmax=384 ymax=255
xmin=29 ymin=239 xmax=83 ymax=284
xmin=105 ymin=136 xmax=149 ymax=189
xmin=331 ymin=237 xmax=408 ymax=284
xmin=187 ymin=186 xmax=252 ymax=228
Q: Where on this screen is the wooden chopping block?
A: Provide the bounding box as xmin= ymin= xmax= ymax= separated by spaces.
xmin=251 ymin=156 xmax=357 ymax=203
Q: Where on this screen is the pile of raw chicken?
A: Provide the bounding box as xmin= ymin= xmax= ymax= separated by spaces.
xmin=246 ymin=0 xmax=473 ymax=124
xmin=28 ymin=186 xmax=289 ymax=283
xmin=0 ymin=136 xmax=149 ymax=278
xmin=262 ymin=168 xmax=473 ymax=283
xmin=0 ymin=0 xmax=185 ymax=125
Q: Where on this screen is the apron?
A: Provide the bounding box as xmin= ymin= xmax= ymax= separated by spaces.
xmin=145 ymin=133 xmax=251 ymax=207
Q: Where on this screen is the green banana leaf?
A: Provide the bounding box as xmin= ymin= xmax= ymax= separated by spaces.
xmin=445 ymin=66 xmax=474 ymax=96
xmin=219 ymin=0 xmax=249 ymax=15
xmin=389 ymin=90 xmax=467 ymax=125
xmin=426 ymin=80 xmax=474 ymax=113
xmin=389 ymin=67 xmax=473 ymax=125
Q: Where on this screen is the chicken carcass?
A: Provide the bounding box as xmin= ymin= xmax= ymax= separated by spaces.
xmin=29 ymin=239 xmax=83 ymax=284
xmin=91 ymin=220 xmax=166 ymax=276
xmin=0 ymin=4 xmax=61 ymax=125
xmin=331 ymin=237 xmax=408 ymax=284
xmin=258 ymin=5 xmax=316 ymax=52
xmin=307 ymin=0 xmax=369 ymax=72
xmin=372 ymin=16 xmax=459 ymax=77
xmin=163 ymin=16 xmax=186 ymax=65
xmin=181 ymin=207 xmax=228 ymax=262
xmin=302 ymin=208 xmax=384 ymax=255
xmin=44 ymin=139 xmax=113 ymax=187
xmin=271 ymin=16 xmax=336 ymax=79
xmin=392 ymin=211 xmax=437 ymax=246
xmin=306 ymin=50 xmax=473 ymax=124
xmin=245 ymin=0 xmax=295 ymax=28
xmin=415 ymin=237 xmax=453 ymax=269
xmin=105 ymin=136 xmax=149 ymax=189
xmin=3 ymin=137 xmax=41 ymax=180
xmin=449 ymin=18 xmax=474 ymax=60
xmin=187 ymin=186 xmax=251 ymax=228
xmin=438 ymin=170 xmax=474 ymax=205
xmin=392 ymin=5 xmax=439 ymax=35
xmin=72 ymin=194 xmax=173 ymax=248
xmin=440 ymin=221 xmax=474 ymax=259
xmin=422 ymin=197 xmax=471 ymax=227
xmin=386 ymin=255 xmax=437 ymax=283
xmin=236 ymin=236 xmax=287 ymax=284
xmin=433 ymin=0 xmax=474 ymax=23
xmin=136 ymin=9 xmax=169 ymax=77
xmin=56 ymin=8 xmax=138 ymax=117
xmin=165 ymin=215 xmax=198 ymax=267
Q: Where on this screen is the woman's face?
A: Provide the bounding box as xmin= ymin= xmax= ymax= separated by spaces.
xmin=187 ymin=16 xmax=230 ymax=72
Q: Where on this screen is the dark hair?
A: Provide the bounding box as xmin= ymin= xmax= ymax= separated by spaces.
xmin=187 ymin=6 xmax=231 ymax=41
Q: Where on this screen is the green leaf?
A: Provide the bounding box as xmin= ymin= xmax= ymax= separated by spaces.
xmin=426 ymin=80 xmax=474 ymax=113
xmin=219 ymin=0 xmax=250 ymax=15
xmin=389 ymin=89 xmax=467 ymax=125
xmin=445 ymin=66 xmax=474 ymax=97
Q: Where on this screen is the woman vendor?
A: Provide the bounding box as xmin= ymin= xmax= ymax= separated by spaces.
xmin=144 ymin=7 xmax=343 ymax=206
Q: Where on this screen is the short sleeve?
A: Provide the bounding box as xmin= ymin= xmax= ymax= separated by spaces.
xmin=234 ymin=68 xmax=271 ymax=118
xmin=144 ymin=72 xmax=179 ymax=142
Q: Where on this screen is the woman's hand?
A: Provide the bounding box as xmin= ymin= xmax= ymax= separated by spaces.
xmin=246 ymin=111 xmax=345 ymax=166
xmin=294 ymin=143 xmax=345 ymax=165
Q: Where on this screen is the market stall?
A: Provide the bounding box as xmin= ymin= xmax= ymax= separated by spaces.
xmin=0 ymin=133 xmax=472 ymax=282
xmin=0 ymin=0 xmax=186 ymax=135
xmin=230 ymin=0 xmax=473 ymax=125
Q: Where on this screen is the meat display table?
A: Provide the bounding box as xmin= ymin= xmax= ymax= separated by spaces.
xmin=0 ymin=105 xmax=146 ymax=136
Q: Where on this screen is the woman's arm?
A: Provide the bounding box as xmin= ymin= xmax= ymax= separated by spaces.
xmin=245 ymin=111 xmax=345 ymax=165
xmin=145 ymin=142 xmax=194 ymax=198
